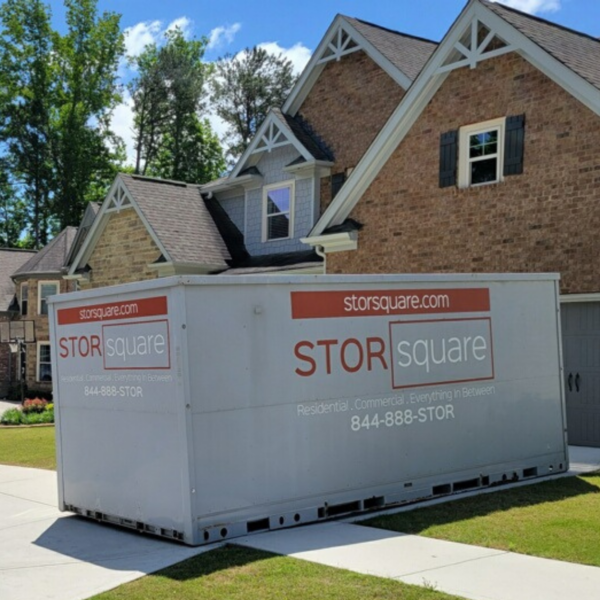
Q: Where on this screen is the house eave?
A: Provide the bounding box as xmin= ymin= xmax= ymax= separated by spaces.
xmin=201 ymin=174 xmax=263 ymax=194
xmin=301 ymin=231 xmax=358 ymax=253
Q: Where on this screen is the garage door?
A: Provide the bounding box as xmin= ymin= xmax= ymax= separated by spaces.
xmin=561 ymin=302 xmax=600 ymax=447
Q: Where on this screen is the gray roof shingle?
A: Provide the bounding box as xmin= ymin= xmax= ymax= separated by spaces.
xmin=274 ymin=108 xmax=334 ymax=162
xmin=119 ymin=174 xmax=231 ymax=268
xmin=12 ymin=227 xmax=77 ymax=278
xmin=344 ymin=16 xmax=438 ymax=81
xmin=483 ymin=0 xmax=600 ymax=90
xmin=0 ymin=249 xmax=36 ymax=312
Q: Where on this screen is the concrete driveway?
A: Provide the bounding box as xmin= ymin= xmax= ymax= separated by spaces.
xmin=0 ymin=466 xmax=214 ymax=600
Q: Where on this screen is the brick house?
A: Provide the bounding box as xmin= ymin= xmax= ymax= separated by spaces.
xmin=0 ymin=248 xmax=36 ymax=396
xmin=10 ymin=228 xmax=79 ymax=394
xmin=299 ymin=1 xmax=600 ymax=445
xmin=65 ymin=1 xmax=599 ymax=444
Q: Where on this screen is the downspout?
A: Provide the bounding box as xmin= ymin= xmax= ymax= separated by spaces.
xmin=315 ymin=245 xmax=327 ymax=274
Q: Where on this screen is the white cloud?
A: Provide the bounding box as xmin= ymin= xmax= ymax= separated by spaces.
xmin=123 ymin=20 xmax=162 ymax=57
xmin=256 ymin=42 xmax=312 ymax=75
xmin=208 ymin=23 xmax=242 ymax=50
xmin=111 ymin=90 xmax=136 ymax=165
xmin=489 ymin=0 xmax=560 ymax=14
xmin=166 ymin=16 xmax=193 ymax=38
xmin=123 ymin=16 xmax=193 ymax=60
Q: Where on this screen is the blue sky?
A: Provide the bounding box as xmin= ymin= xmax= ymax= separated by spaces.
xmin=47 ymin=0 xmax=600 ymax=162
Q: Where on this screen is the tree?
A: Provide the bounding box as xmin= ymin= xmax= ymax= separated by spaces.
xmin=210 ymin=46 xmax=296 ymax=159
xmin=0 ymin=0 xmax=54 ymax=247
xmin=129 ymin=28 xmax=224 ymax=183
xmin=0 ymin=160 xmax=28 ymax=247
xmin=50 ymin=0 xmax=125 ymax=229
xmin=0 ymin=0 xmax=125 ymax=245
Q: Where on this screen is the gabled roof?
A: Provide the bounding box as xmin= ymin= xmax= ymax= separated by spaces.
xmin=345 ymin=17 xmax=438 ymax=81
xmin=0 ymin=249 xmax=36 ymax=312
xmin=121 ymin=175 xmax=230 ymax=266
xmin=307 ymin=0 xmax=600 ymax=237
xmin=228 ymin=108 xmax=334 ymax=181
xmin=69 ymin=174 xmax=231 ymax=275
xmin=12 ymin=227 xmax=77 ymax=278
xmin=65 ymin=202 xmax=100 ymax=268
xmin=283 ymin=14 xmax=437 ymax=116
xmin=483 ymin=0 xmax=600 ymax=90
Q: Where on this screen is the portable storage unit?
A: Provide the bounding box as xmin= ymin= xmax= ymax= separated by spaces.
xmin=49 ymin=274 xmax=568 ymax=545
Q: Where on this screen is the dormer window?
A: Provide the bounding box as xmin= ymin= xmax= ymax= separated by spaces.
xmin=263 ymin=181 xmax=295 ymax=241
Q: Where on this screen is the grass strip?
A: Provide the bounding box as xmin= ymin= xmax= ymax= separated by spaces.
xmin=91 ymin=545 xmax=463 ymax=600
xmin=364 ymin=473 xmax=600 ymax=566
xmin=0 ymin=425 xmax=56 ymax=470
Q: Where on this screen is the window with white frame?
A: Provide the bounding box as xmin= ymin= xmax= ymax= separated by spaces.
xmin=458 ymin=117 xmax=505 ymax=188
xmin=37 ymin=342 xmax=52 ymax=382
xmin=20 ymin=283 xmax=28 ymax=316
xmin=38 ymin=281 xmax=59 ymax=316
xmin=263 ymin=182 xmax=294 ymax=241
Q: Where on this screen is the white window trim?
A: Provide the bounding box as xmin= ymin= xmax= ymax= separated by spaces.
xmin=37 ymin=280 xmax=59 ymax=316
xmin=458 ymin=117 xmax=505 ymax=189
xmin=262 ymin=180 xmax=295 ymax=243
xmin=37 ymin=341 xmax=52 ymax=383
xmin=20 ymin=282 xmax=28 ymax=316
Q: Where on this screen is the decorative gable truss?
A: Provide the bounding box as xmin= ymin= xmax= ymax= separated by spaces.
xmin=283 ymin=15 xmax=413 ymax=116
xmin=436 ymin=17 xmax=514 ymax=74
xmin=317 ymin=25 xmax=361 ymax=64
xmin=105 ymin=181 xmax=133 ymax=212
xmin=305 ymin=0 xmax=600 ymax=245
xmin=230 ymin=110 xmax=332 ymax=180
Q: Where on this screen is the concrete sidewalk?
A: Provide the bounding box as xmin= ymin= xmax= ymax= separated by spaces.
xmin=0 ymin=466 xmax=214 ymax=600
xmin=0 ymin=445 xmax=598 ymax=600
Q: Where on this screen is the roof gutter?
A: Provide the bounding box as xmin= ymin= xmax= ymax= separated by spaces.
xmin=301 ymin=231 xmax=358 ymax=253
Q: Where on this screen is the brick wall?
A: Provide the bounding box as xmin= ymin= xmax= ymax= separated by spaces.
xmin=326 ymin=53 xmax=600 ymax=295
xmin=298 ymin=50 xmax=404 ymax=212
xmin=12 ymin=276 xmax=74 ymax=393
xmin=81 ymin=208 xmax=161 ymax=290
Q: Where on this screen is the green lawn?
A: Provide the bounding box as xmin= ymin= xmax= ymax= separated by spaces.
xmin=91 ymin=545 xmax=463 ymax=600
xmin=0 ymin=425 xmax=56 ymax=470
xmin=364 ymin=473 xmax=600 ymax=567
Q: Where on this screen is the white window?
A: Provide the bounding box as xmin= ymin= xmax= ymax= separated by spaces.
xmin=262 ymin=181 xmax=295 ymax=242
xmin=38 ymin=281 xmax=59 ymax=316
xmin=20 ymin=283 xmax=28 ymax=316
xmin=459 ymin=117 xmax=505 ymax=188
xmin=37 ymin=342 xmax=52 ymax=382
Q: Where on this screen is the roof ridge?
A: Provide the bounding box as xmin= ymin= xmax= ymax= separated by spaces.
xmin=0 ymin=248 xmax=36 ymax=253
xmin=124 ymin=173 xmax=189 ymax=188
xmin=482 ymin=0 xmax=600 ymax=46
xmin=348 ymin=16 xmax=439 ymax=46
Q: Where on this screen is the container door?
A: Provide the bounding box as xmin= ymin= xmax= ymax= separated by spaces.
xmin=561 ymin=302 xmax=600 ymax=447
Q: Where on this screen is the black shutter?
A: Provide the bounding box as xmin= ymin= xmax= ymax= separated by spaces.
xmin=439 ymin=130 xmax=458 ymax=188
xmin=331 ymin=173 xmax=346 ymax=200
xmin=503 ymin=114 xmax=525 ymax=176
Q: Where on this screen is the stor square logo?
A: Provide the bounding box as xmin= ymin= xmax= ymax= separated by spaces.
xmin=388 ymin=318 xmax=495 ymax=389
xmin=102 ymin=319 xmax=171 ymax=370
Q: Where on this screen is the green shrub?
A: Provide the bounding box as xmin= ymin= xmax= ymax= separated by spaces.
xmin=45 ymin=403 xmax=54 ymax=412
xmin=1 ymin=408 xmax=24 ymax=425
xmin=24 ymin=410 xmax=54 ymax=424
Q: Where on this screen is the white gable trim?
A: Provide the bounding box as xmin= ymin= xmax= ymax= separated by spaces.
xmin=308 ymin=0 xmax=600 ymax=236
xmin=230 ymin=110 xmax=315 ymax=179
xmin=68 ymin=175 xmax=171 ymax=276
xmin=283 ymin=15 xmax=413 ymax=116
